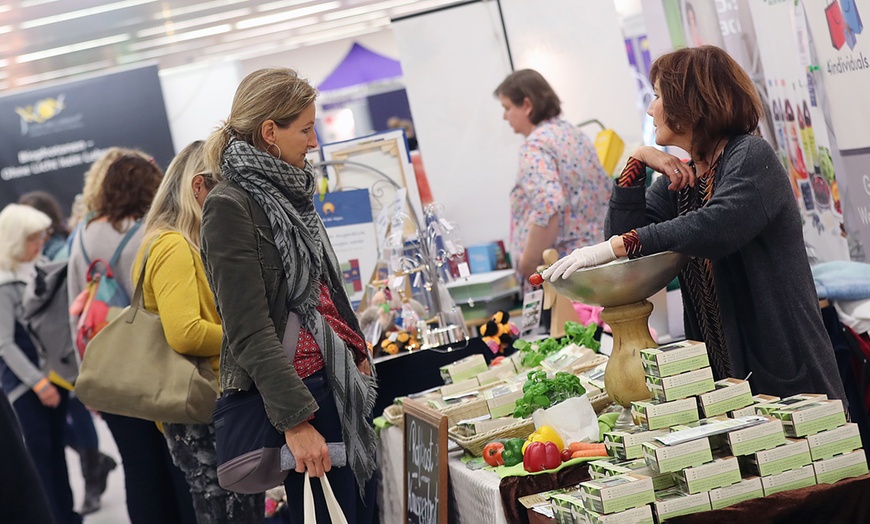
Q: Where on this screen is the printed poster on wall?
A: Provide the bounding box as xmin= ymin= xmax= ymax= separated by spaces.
xmin=0 ymin=65 xmax=175 ymax=213
xmin=314 ymin=188 xmax=378 ymax=308
xmin=748 ymin=0 xmax=849 ymax=262
xmin=803 ymin=0 xmax=870 ymax=150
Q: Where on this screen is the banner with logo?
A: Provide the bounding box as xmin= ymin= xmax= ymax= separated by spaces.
xmin=804 ymin=0 xmax=870 ymax=151
xmin=314 ymin=188 xmax=378 ymax=308
xmin=748 ymin=0 xmax=849 ymax=262
xmin=0 ymin=65 xmax=175 ymax=213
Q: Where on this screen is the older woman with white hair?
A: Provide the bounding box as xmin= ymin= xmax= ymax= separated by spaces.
xmin=0 ymin=203 xmax=82 ymax=524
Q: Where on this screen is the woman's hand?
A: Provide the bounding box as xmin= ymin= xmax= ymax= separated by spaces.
xmin=542 ymin=238 xmax=619 ymax=281
xmin=284 ymin=421 xmax=331 ymax=477
xmin=35 ymin=383 xmax=61 ymax=408
xmin=632 ymin=146 xmax=695 ymax=191
xmin=357 ymin=359 xmax=372 ymax=376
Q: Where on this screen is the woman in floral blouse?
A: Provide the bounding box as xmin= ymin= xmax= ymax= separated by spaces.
xmin=495 ymin=69 xmax=611 ymax=290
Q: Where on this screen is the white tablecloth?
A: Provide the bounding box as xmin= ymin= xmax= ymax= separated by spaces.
xmin=378 ymin=425 xmax=509 ymax=524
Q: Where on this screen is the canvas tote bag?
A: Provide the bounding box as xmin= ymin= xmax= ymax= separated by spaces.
xmin=75 ymin=241 xmax=219 ymax=424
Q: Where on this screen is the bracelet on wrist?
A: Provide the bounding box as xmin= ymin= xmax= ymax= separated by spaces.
xmin=32 ymin=377 xmax=50 ymax=393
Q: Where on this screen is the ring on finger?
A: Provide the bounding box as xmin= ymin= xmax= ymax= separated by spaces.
xmin=673 ymin=168 xmax=680 ymax=174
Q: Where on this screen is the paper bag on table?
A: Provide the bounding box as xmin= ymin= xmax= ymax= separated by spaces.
xmin=533 ymin=395 xmax=599 ymax=444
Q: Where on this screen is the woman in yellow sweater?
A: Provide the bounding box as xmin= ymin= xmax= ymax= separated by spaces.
xmin=133 ymin=141 xmax=263 ymax=523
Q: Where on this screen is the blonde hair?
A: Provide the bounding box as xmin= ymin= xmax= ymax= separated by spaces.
xmin=143 ymin=141 xmax=220 ymax=249
xmin=73 ymin=147 xmax=153 ymax=226
xmin=0 ymin=204 xmax=52 ymax=271
xmin=203 ymin=68 xmax=317 ymax=174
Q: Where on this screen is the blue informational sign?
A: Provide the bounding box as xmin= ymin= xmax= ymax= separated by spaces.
xmin=0 ymin=65 xmax=175 ymax=212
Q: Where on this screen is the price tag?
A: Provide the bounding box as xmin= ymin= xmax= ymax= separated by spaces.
xmin=520 ymin=289 xmax=544 ymax=335
xmin=457 ymin=262 xmax=470 ymax=278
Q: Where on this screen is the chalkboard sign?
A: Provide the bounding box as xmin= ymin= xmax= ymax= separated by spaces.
xmin=403 ymin=398 xmax=449 ymax=524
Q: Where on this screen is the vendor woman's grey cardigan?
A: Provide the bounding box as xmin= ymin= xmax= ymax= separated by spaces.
xmin=605 ymin=134 xmax=846 ymax=402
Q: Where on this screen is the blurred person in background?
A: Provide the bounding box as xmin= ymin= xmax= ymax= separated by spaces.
xmin=134 ymin=140 xmax=263 ymax=523
xmin=0 ymin=203 xmax=81 ymax=524
xmin=67 ymin=155 xmax=196 ymax=524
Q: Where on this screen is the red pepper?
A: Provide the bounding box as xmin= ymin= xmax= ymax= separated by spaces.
xmin=483 ymin=442 xmax=505 ymax=467
xmin=523 ymin=441 xmax=562 ymax=473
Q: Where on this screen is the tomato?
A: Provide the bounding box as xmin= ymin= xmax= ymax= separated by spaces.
xmin=483 ymin=442 xmax=505 ymax=467
xmin=560 ymin=448 xmax=574 ymax=462
xmin=528 ymin=273 xmax=544 ymax=286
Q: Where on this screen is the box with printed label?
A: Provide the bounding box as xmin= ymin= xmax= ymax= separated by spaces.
xmin=675 ymin=456 xmax=742 ymax=494
xmin=642 ymin=438 xmax=713 ymax=474
xmin=578 ymin=473 xmax=655 ymax=514
xmin=548 ymin=490 xmax=584 ymax=524
xmin=742 ymin=438 xmax=812 ymax=477
xmin=698 ymin=378 xmax=753 ymax=417
xmin=604 ymin=428 xmax=669 ymax=460
xmin=456 ymin=416 xmax=517 ymax=436
xmin=725 ymin=416 xmax=787 ymax=456
xmin=646 ymin=367 xmax=715 ymax=402
xmin=482 ymin=383 xmax=523 ymax=418
xmin=574 ymin=504 xmax=655 ymax=524
xmin=476 ymin=358 xmax=517 ymax=386
xmin=640 ymin=340 xmax=709 ymax=378
xmin=439 ymin=354 xmax=488 ymax=384
xmin=665 ymin=415 xmax=767 ymax=451
xmin=760 ymin=464 xmax=817 ymax=496
xmin=813 ymin=449 xmax=869 ymax=484
xmin=652 ymin=487 xmax=712 ymax=521
xmin=708 ymin=477 xmax=763 ymax=510
xmin=589 ymin=458 xmax=629 ymax=479
xmin=805 ymin=423 xmax=863 ymax=461
xmin=440 ymin=377 xmax=480 ymax=399
xmin=770 ymin=399 xmax=846 ymax=437
xmin=631 ymin=398 xmax=699 ymax=431
xmin=729 ymin=394 xmax=780 ymax=418
xmin=754 ymin=394 xmax=827 ymax=416
xmin=589 ymin=458 xmax=675 ymax=491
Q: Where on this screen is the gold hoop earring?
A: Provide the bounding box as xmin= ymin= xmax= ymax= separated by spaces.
xmin=267 ymin=143 xmax=282 ymax=159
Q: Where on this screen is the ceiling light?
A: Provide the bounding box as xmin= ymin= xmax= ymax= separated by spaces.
xmin=256 ymin=0 xmax=313 ymax=13
xmin=15 ymin=60 xmax=114 ymax=87
xmin=118 ymin=39 xmax=211 ymax=64
xmin=322 ymin=0 xmax=415 ymax=22
xmin=284 ymin=20 xmax=387 ymax=47
xmin=137 ymin=7 xmax=250 ymax=37
xmin=209 ymin=41 xmax=282 ymax=62
xmin=19 ymin=0 xmax=59 ymax=7
xmin=390 ymin=0 xmax=459 ymax=17
xmin=129 ymin=24 xmax=231 ymax=51
xmin=236 ymin=1 xmax=340 ymax=29
xmin=20 ymin=0 xmax=158 ymax=29
xmin=0 ymin=25 xmax=11 ymax=35
xmin=0 ymin=59 xmax=7 ymax=67
xmin=295 ymin=12 xmax=387 ymax=35
xmin=219 ymin=16 xmax=316 ymax=43
xmin=0 ymin=5 xmax=10 ymax=14
xmin=16 ymin=34 xmax=130 ymax=63
xmin=154 ymin=0 xmax=247 ymax=19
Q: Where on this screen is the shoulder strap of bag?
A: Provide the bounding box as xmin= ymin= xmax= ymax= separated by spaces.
xmin=110 ymin=220 xmax=142 ymax=268
xmin=128 ymin=237 xmax=158 ymax=322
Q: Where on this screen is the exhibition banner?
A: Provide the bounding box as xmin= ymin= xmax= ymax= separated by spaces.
xmin=314 ymin=188 xmax=378 ymax=307
xmin=0 ymin=65 xmax=175 ymax=213
xmin=748 ymin=0 xmax=849 ymax=262
xmin=803 ymin=0 xmax=870 ymax=151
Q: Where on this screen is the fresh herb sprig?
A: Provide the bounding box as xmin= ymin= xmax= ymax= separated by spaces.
xmin=513 ymin=321 xmax=600 ymax=368
xmin=513 ymin=370 xmax=586 ymax=419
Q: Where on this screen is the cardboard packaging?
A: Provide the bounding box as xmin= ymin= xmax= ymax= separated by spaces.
xmin=805 ymin=423 xmax=863 ymax=461
xmin=603 ymin=428 xmax=669 ymax=460
xmin=729 ymin=394 xmax=780 ymax=418
xmin=640 ymin=340 xmax=709 ymax=378
xmin=642 ymin=438 xmax=713 ymax=474
xmin=674 ymin=456 xmax=742 ymax=494
xmin=742 ymin=438 xmax=812 ymax=477
xmin=574 ymin=504 xmax=655 ymax=524
xmin=770 ymin=399 xmax=846 ymax=437
xmin=631 ymin=398 xmax=699 ymax=431
xmin=476 ymin=358 xmax=517 ymax=386
xmin=588 ymin=458 xmax=675 ymax=491
xmin=754 ymin=394 xmax=827 ymax=416
xmin=651 ymin=488 xmax=712 ymax=522
xmin=698 ymin=378 xmax=754 ymax=417
xmin=813 ymin=449 xmax=869 ymax=484
xmin=439 ymin=354 xmax=488 ymax=384
xmin=707 ymin=477 xmax=763 ymax=510
xmin=578 ymin=473 xmax=655 ymax=514
xmin=760 ymin=464 xmax=817 ymax=496
xmin=482 ymin=383 xmax=523 ymax=418
xmin=646 ymin=367 xmax=715 ymax=403
xmin=725 ymin=416 xmax=787 ymax=456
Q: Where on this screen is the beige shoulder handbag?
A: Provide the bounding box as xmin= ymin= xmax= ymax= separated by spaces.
xmin=75 ymin=240 xmax=219 ymax=424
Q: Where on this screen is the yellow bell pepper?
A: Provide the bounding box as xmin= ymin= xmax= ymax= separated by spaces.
xmin=522 ymin=425 xmax=564 ymax=453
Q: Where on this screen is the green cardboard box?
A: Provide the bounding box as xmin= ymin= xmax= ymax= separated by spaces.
xmin=589 ymin=458 xmax=675 ymax=491
xmin=760 ymin=464 xmax=816 ymax=496
xmin=642 ymin=438 xmax=713 ymax=474
xmin=640 ymin=340 xmax=709 ymax=378
xmin=805 ymin=423 xmax=863 ymax=461
xmin=631 ymin=398 xmax=699 ymax=431
xmin=813 ymin=449 xmax=869 ymax=484
xmin=754 ymin=394 xmax=827 ymax=416
xmin=483 ymin=383 xmax=524 ymax=418
xmin=743 ymin=438 xmax=812 ymax=477
xmin=651 ymin=488 xmax=712 ymax=521
xmin=575 ymin=504 xmax=655 ymax=524
xmin=729 ymin=394 xmax=780 ymax=418
xmin=674 ymin=455 xmax=742 ymax=494
xmin=603 ymin=428 xmax=669 ymax=460
xmin=707 ymin=477 xmax=763 ymax=510
xmin=439 ymin=354 xmax=488 ymax=384
xmin=646 ymin=367 xmax=715 ymax=402
xmin=770 ymin=399 xmax=846 ymax=437
xmin=578 ymin=473 xmax=655 ymax=514
xmin=725 ymin=416 xmax=787 ymax=456
xmin=698 ymin=378 xmax=753 ymax=417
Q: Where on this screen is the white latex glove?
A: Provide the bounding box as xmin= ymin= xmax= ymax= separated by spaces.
xmin=542 ymin=238 xmax=618 ymax=281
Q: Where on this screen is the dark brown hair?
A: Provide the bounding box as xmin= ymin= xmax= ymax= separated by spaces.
xmin=18 ymin=190 xmax=69 ymax=237
xmin=96 ymin=155 xmax=163 ymax=231
xmin=650 ymin=45 xmax=762 ymax=161
xmin=494 ymin=69 xmax=561 ymax=125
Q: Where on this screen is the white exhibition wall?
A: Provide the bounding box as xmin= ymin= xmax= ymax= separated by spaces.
xmin=392 ymin=2 xmax=519 ymax=247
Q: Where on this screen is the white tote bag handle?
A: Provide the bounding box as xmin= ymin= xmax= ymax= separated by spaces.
xmin=303 ymin=472 xmax=349 ymax=524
